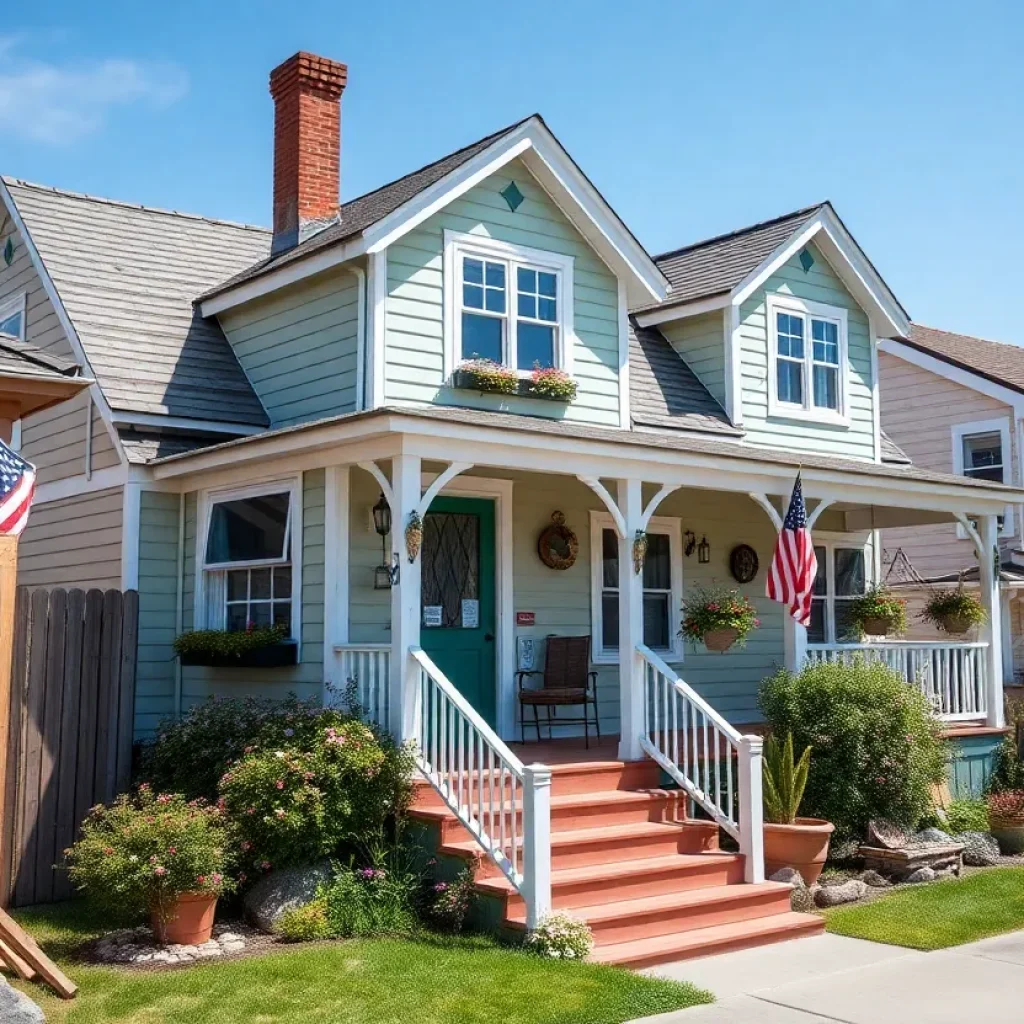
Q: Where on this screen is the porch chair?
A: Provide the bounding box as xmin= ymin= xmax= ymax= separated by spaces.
xmin=516 ymin=635 xmax=600 ymax=747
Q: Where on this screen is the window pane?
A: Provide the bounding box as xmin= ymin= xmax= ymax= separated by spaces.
xmin=601 ymin=592 xmax=619 ymax=649
xmin=643 ymin=533 xmax=671 ymax=590
xmin=777 ymin=360 xmax=803 ymax=404
xmin=0 ymin=310 xmax=23 ymax=338
xmin=485 ymin=262 xmax=505 ymax=288
xmin=776 ymin=312 xmax=804 ymax=358
xmin=463 ymin=258 xmax=483 ymax=285
xmin=227 ymin=569 xmax=248 ymax=601
xmin=602 ymin=529 xmax=618 ymax=588
xmin=538 ymin=272 xmax=557 ymax=298
xmin=808 ymin=599 xmax=826 ymax=643
xmin=835 ymin=549 xmax=865 ymax=597
xmin=517 ymin=322 xmax=554 ymax=369
xmin=812 ymin=546 xmax=827 ymax=597
xmin=273 ymin=602 xmax=292 ymax=629
xmin=643 ymin=593 xmax=670 ymax=649
xmin=538 ymin=297 xmax=557 ymax=322
xmin=249 ymin=602 xmax=272 ymax=627
xmin=461 ymin=312 xmax=502 ymax=362
xmin=835 ymin=601 xmax=859 ymax=641
xmin=518 ymin=293 xmax=537 ymax=318
xmin=517 ymin=267 xmax=536 ymax=293
xmin=812 ymin=319 xmax=839 ymax=364
xmin=206 ymin=493 xmax=289 ymax=564
xmin=463 ymin=283 xmax=484 ymax=309
xmin=250 ymin=567 xmax=272 ymax=600
xmin=813 ymin=364 xmax=838 ymax=409
xmin=963 ymin=432 xmax=1003 ymax=482
xmin=484 ymin=287 xmax=505 ymax=314
xmin=274 ymin=565 xmax=292 ymax=599
xmin=227 ymin=605 xmax=248 ymax=631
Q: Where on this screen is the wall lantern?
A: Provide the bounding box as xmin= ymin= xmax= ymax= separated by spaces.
xmin=683 ymin=530 xmax=697 ymax=557
xmin=372 ymin=493 xmax=399 ymax=589
xmin=697 ymin=535 xmax=711 ymax=564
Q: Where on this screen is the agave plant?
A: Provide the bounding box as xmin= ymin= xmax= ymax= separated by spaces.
xmin=762 ymin=733 xmax=812 ymax=825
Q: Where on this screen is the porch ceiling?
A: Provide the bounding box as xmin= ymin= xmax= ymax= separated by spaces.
xmin=148 ymin=405 xmax=1023 ymax=518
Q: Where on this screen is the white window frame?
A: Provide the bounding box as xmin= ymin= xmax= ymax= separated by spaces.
xmin=589 ymin=510 xmax=684 ymax=664
xmin=951 ymin=417 xmax=1015 ymax=538
xmin=442 ymin=229 xmax=575 ymax=379
xmin=808 ymin=532 xmax=872 ymax=644
xmin=194 ymin=476 xmax=303 ymax=643
xmin=766 ymin=293 xmax=849 ymax=426
xmin=0 ymin=293 xmax=26 ymax=341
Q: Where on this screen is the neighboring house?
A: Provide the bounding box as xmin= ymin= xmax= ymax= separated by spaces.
xmin=880 ymin=324 xmax=1024 ymax=682
xmin=0 ymin=50 xmax=1017 ymax=962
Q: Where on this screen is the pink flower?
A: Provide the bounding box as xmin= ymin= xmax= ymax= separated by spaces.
xmin=260 ymin=861 xmax=271 ymax=871
xmin=154 ymin=866 xmax=167 ymax=877
xmin=167 ymin=847 xmax=177 ymax=855
xmin=241 ymin=841 xmax=252 ymax=852
xmin=156 ymin=794 xmax=172 ymax=805
xmin=276 ymin=780 xmax=285 ymax=790
xmin=103 ymin=846 xmax=114 ymax=856
xmin=238 ymin=872 xmax=247 ymax=883
xmin=274 ymin=808 xmax=286 ymax=819
xmin=433 ymin=882 xmax=448 ymax=892
xmin=211 ymin=873 xmax=223 ymax=885
xmin=197 ymin=875 xmax=206 ymax=885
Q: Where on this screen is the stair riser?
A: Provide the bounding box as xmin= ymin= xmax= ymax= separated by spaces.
xmin=550 ymin=832 xmax=694 ymax=872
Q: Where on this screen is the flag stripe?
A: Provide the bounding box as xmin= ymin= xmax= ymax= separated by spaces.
xmin=766 ymin=475 xmax=818 ymax=628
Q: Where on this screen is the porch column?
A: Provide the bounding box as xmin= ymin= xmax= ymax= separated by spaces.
xmin=783 ymin=617 xmax=808 ymax=675
xmin=617 ymin=478 xmax=645 ymax=761
xmin=390 ymin=453 xmax=423 ymax=742
xmin=979 ymin=514 xmax=1005 ymax=728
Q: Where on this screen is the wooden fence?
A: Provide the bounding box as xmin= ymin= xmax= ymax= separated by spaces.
xmin=2 ymin=588 xmax=138 ymax=907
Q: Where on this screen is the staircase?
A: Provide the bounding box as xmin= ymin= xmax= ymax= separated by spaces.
xmin=409 ymin=753 xmax=822 ymax=968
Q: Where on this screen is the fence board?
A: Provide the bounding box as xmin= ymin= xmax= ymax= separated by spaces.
xmin=1 ymin=588 xmax=29 ymax=906
xmin=73 ymin=591 xmax=104 ymax=835
xmin=116 ymin=592 xmax=139 ymax=795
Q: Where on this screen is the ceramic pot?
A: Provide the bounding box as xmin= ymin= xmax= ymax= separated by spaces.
xmin=703 ymin=628 xmax=739 ymax=653
xmin=763 ymin=817 xmax=835 ymax=884
xmin=152 ymin=891 xmax=218 ymax=946
xmin=989 ymin=820 xmax=1024 ymax=855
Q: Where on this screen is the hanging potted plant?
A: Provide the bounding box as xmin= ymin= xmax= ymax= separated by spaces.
xmin=922 ymin=584 xmax=986 ymax=636
xmin=680 ymin=585 xmax=760 ymax=653
xmin=173 ymin=623 xmax=296 ymax=668
xmin=848 ymin=583 xmax=907 ymax=638
xmin=987 ymin=790 xmax=1024 ymax=854
xmin=762 ymin=733 xmax=834 ymax=884
xmin=451 ymin=358 xmax=518 ymax=395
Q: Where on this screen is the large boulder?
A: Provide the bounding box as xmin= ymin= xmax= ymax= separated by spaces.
xmin=813 ymin=879 xmax=867 ymax=908
xmin=860 ymin=869 xmax=891 ymax=888
xmin=905 ymin=866 xmax=936 ymax=884
xmin=0 ymin=977 xmax=45 ymax=1023
xmin=957 ymin=831 xmax=1001 ymax=867
xmin=914 ymin=827 xmax=953 ymax=845
xmin=243 ymin=861 xmax=333 ymax=933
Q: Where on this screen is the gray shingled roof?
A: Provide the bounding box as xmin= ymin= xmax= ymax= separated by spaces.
xmin=118 ymin=429 xmax=235 ymax=465
xmin=880 ymin=430 xmax=911 ymax=465
xmin=0 ymin=333 xmax=81 ymax=378
xmin=4 ymin=179 xmax=272 ymax=426
xmin=898 ymin=323 xmax=1024 ymax=395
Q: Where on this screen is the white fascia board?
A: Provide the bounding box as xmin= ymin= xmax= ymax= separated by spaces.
xmin=109 ymin=410 xmax=268 ymax=436
xmin=634 ymin=292 xmax=730 ymax=328
xmin=880 ymin=337 xmax=1024 ymax=413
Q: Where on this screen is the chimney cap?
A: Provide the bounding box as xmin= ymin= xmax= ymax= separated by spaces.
xmin=269 ymin=51 xmax=348 ymax=100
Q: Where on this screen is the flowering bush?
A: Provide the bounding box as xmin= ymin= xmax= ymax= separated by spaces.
xmin=680 ymin=585 xmax=760 ymax=648
xmin=987 ymin=733 xmax=1024 ymax=794
xmin=65 ymin=787 xmax=232 ymax=926
xmin=529 ymin=367 xmax=578 ymax=401
xmin=525 ymin=913 xmax=593 ymax=960
xmin=922 ymin=586 xmax=986 ymax=633
xmin=172 ymin=623 xmax=288 ymax=660
xmin=426 ymin=866 xmax=476 ymax=933
xmin=453 ymin=358 xmax=518 ymax=395
xmin=848 ymin=584 xmax=907 ymax=637
xmin=988 ymin=789 xmax=1024 ymax=826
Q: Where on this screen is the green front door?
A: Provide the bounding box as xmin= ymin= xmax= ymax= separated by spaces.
xmin=420 ymin=496 xmax=497 ymax=728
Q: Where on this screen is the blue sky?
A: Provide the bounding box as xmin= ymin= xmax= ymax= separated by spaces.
xmin=2 ymin=1 xmax=1021 ymax=342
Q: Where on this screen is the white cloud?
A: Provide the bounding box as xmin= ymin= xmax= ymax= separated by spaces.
xmin=0 ymin=39 xmax=188 ymax=145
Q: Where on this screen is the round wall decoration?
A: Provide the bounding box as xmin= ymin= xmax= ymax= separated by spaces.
xmin=729 ymin=544 xmax=759 ymax=584
xmin=537 ymin=511 xmax=579 ymax=570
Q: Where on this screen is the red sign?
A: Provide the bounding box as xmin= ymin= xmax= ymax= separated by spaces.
xmin=516 ymin=611 xmax=536 ymax=626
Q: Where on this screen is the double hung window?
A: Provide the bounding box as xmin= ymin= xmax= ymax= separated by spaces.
xmin=807 ymin=542 xmax=867 ymax=643
xmin=951 ymin=419 xmax=1014 ymax=536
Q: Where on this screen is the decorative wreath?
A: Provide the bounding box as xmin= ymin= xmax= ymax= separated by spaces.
xmin=537 ymin=511 xmax=579 ymax=570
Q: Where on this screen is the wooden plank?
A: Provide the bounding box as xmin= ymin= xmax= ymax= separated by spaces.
xmin=95 ymin=590 xmax=123 ymax=805
xmin=0 ymin=538 xmax=17 ymax=907
xmin=0 ymin=935 xmax=38 ymax=981
xmin=35 ymin=588 xmax=66 ymax=904
xmin=72 ymin=591 xmax=103 ymax=842
xmin=115 ymin=591 xmax=139 ymax=793
xmin=53 ymin=589 xmax=85 ymax=903
xmin=0 ymin=907 xmax=77 ymax=998
xmin=1 ymin=587 xmax=29 ymax=907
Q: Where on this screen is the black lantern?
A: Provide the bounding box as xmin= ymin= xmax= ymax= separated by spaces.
xmin=697 ymin=535 xmax=711 ymax=564
xmin=372 ymin=494 xmax=395 ymax=589
xmin=372 ymin=493 xmax=392 ymax=536
xmin=683 ymin=530 xmax=696 ymax=557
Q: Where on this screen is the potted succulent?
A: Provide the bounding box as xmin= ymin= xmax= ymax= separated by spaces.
xmin=66 ymin=786 xmax=233 ymax=945
xmin=680 ymin=585 xmax=760 ymax=653
xmin=922 ymin=585 xmax=986 ymax=636
xmin=451 ymin=358 xmax=518 ymax=395
xmin=173 ymin=623 xmax=297 ymax=668
xmin=848 ymin=583 xmax=907 ymax=638
xmin=987 ymin=789 xmax=1024 ymax=854
xmin=761 ymin=733 xmax=834 ymax=884
xmin=528 ymin=367 xmax=578 ymax=402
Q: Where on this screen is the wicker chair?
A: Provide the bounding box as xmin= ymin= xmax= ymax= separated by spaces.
xmin=516 ymin=635 xmax=600 ymax=747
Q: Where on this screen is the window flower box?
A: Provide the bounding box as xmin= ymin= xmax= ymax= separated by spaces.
xmin=173 ymin=625 xmax=298 ymax=668
xmin=451 ymin=361 xmax=578 ymax=403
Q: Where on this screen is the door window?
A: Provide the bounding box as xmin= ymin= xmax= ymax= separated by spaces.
xmin=421 ymin=511 xmax=480 ymax=628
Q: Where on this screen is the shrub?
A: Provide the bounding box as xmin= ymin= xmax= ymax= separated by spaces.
xmin=318 ymin=862 xmax=420 ymax=938
xmin=922 ymin=586 xmax=986 ymax=633
xmin=847 ymin=584 xmax=907 ymax=637
xmin=943 ymin=798 xmax=990 ymax=834
xmin=762 ymin=733 xmax=811 ymax=825
xmin=680 ymin=585 xmax=760 ymax=649
xmin=987 ymin=733 xmax=1024 ymax=795
xmin=529 ymin=367 xmax=578 ymax=401
xmin=172 ymin=623 xmax=288 ymax=660
xmin=525 ymin=913 xmax=594 ymax=960
xmin=758 ymin=659 xmax=946 ymax=841
xmin=426 ymin=866 xmax=476 ymax=934
xmin=277 ymin=898 xmax=331 ymax=942
xmin=65 ymin=786 xmax=232 ymax=926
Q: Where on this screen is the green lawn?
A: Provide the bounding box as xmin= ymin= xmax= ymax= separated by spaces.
xmin=825 ymin=867 xmax=1024 ymax=950
xmin=9 ymin=902 xmax=711 ymax=1024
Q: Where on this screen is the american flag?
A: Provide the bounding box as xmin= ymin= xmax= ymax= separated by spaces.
xmin=0 ymin=439 xmax=35 ymax=537
xmin=767 ymin=475 xmax=818 ymax=627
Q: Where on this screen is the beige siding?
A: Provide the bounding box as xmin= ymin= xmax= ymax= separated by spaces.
xmin=18 ymin=486 xmax=122 ymax=589
xmin=879 ymin=350 xmax=1017 ymax=579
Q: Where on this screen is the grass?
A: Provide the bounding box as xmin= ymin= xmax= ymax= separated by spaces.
xmin=825 ymin=866 xmax=1024 ymax=950
xmin=8 ymin=901 xmax=712 ymax=1024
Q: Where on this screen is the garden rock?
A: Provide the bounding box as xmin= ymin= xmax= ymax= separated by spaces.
xmin=91 ymin=923 xmax=252 ymax=966
xmin=768 ymin=867 xmax=805 ymax=886
xmin=0 ymin=977 xmax=45 ymax=1023
xmin=813 ymin=879 xmax=867 ymax=907
xmin=860 ymin=869 xmax=891 ymax=888
xmin=957 ymin=831 xmax=1001 ymax=867
xmin=905 ymin=866 xmax=936 ymax=884
xmin=789 ymin=883 xmax=815 ymax=913
xmin=915 ymin=827 xmax=953 ymax=845
xmin=244 ymin=860 xmax=333 ymax=933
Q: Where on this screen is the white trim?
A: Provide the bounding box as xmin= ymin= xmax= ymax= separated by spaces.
xmin=120 ymin=479 xmax=142 ymax=590
xmin=9 ymin=418 xmax=20 ymax=452
xmin=589 ymin=509 xmax=684 ymax=664
xmin=577 ymin=475 xmax=627 ymax=537
xmin=725 ymin=303 xmax=742 ymax=426
xmin=442 ymin=230 xmax=575 ymax=379
xmin=33 ymin=463 xmax=130 ymax=504
xmin=952 ymin=417 xmax=1015 ymax=538
xmin=84 ymin=394 xmax=93 ymax=480
xmin=634 ymin=292 xmax=730 ymax=328
xmin=0 ymin=292 xmax=26 ymax=340
xmin=420 ymin=461 xmax=473 ymax=514
xmin=109 ymin=411 xmax=266 ymax=436
xmin=323 ymin=465 xmax=349 ymax=698
xmin=369 ymin=250 xmax=387 ymax=409
xmin=869 ymin=319 xmax=882 ymax=463
xmin=348 ymin=266 xmax=367 ymax=411
xmin=617 ymin=278 xmax=630 ymax=430
xmin=765 ymin=292 xmax=850 ymax=426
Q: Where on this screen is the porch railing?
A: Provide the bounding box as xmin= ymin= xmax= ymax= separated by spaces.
xmin=805 ymin=642 xmax=988 ymax=722
xmin=334 ymin=643 xmax=390 ymax=729
xmin=411 ymin=647 xmax=551 ymax=928
xmin=637 ymin=644 xmax=764 ymax=884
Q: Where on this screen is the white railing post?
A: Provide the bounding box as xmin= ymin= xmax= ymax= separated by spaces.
xmin=979 ymin=514 xmax=1005 ymax=728
xmin=522 ymin=763 xmax=552 ymax=929
xmin=617 ymin=478 xmax=645 ymax=761
xmin=390 ymin=453 xmax=423 ymax=742
xmin=738 ymin=735 xmax=765 ymax=884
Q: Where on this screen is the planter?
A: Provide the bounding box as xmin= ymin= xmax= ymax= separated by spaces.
xmin=151 ymin=892 xmax=218 ymax=945
xmin=703 ymin=628 xmax=739 ymax=653
xmin=450 ymin=371 xmax=573 ymax=403
xmin=763 ymin=817 xmax=835 ymax=884
xmin=859 ymin=616 xmax=894 ymax=637
xmin=179 ymin=641 xmax=298 ymax=669
xmin=989 ymin=819 xmax=1024 ymax=855
xmin=936 ymin=613 xmax=973 ymax=635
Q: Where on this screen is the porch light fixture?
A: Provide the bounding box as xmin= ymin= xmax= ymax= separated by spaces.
xmin=372 ymin=493 xmax=395 ymax=590
xmin=683 ymin=530 xmax=696 ymax=557
xmin=698 ymin=535 xmax=711 ymax=564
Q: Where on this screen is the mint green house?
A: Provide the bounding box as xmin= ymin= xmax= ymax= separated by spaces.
xmin=3 ymin=49 xmax=1018 ymax=953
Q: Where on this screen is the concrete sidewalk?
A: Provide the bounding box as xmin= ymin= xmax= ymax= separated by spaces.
xmin=631 ymin=931 xmax=1024 ymax=1022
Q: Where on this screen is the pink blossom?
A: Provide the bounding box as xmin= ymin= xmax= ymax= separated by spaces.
xmin=103 ymin=846 xmax=114 ymax=856
xmin=260 ymin=861 xmax=271 ymax=871
xmin=197 ymin=875 xmax=206 ymax=885
xmin=156 ymin=794 xmax=172 ymax=805
xmin=154 ymin=866 xmax=167 ymax=877
xmin=276 ymin=780 xmax=285 ymax=790
xmin=274 ymin=808 xmax=286 ymax=819
xmin=433 ymin=882 xmax=448 ymax=892
xmin=241 ymin=840 xmax=252 ymax=852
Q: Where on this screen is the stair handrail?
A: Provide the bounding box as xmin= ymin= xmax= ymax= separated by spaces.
xmin=636 ymin=643 xmax=764 ymax=884
xmin=410 ymin=646 xmax=552 ymax=927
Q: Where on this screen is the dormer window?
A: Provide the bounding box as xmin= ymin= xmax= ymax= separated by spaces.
xmin=767 ymin=294 xmax=848 ymax=424
xmin=0 ymin=295 xmax=26 ymax=341
xmin=444 ymin=231 xmax=574 ymax=376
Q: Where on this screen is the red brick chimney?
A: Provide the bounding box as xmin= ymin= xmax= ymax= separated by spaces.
xmin=268 ymin=51 xmax=348 ymax=255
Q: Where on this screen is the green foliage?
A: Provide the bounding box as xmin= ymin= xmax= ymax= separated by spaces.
xmin=758 ymin=659 xmax=946 ymax=841
xmin=847 ymin=583 xmax=908 ymax=637
xmin=276 ymin=898 xmax=332 ymax=942
xmin=317 ymin=861 xmax=421 ymax=938
xmin=525 ymin=913 xmax=594 ymax=960
xmin=922 ymin=586 xmax=986 ymax=632
xmin=987 ymin=733 xmax=1024 ymax=794
xmin=426 ymin=866 xmax=477 ymax=934
xmin=943 ymin=798 xmax=990 ymax=834
xmin=455 ymin=358 xmax=519 ymax=394
xmin=680 ymin=585 xmax=760 ymax=648
xmin=65 ymin=787 xmax=232 ymax=924
xmin=529 ymin=367 xmax=578 ymax=401
xmin=172 ymin=624 xmax=288 ymax=659
xmin=762 ymin=733 xmax=812 ymax=825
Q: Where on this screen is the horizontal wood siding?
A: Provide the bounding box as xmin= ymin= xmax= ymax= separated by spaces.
xmin=220 ymin=268 xmax=360 ymax=427
xmin=660 ymin=311 xmax=726 ymax=408
xmin=17 ymin=487 xmax=122 ymax=589
xmin=20 ymin=392 xmax=88 ymax=484
xmin=739 ymin=242 xmax=875 ymax=460
xmin=384 ymin=159 xmax=622 ymax=426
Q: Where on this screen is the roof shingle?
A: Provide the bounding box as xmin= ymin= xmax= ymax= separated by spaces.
xmin=899 ymin=323 xmax=1024 ymax=394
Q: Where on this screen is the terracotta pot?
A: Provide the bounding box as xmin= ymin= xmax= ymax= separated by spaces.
xmin=859 ymin=616 xmax=893 ymax=637
xmin=703 ymin=628 xmax=739 ymax=653
xmin=763 ymin=817 xmax=834 ymax=885
xmin=989 ymin=820 xmax=1024 ymax=855
xmin=937 ymin=613 xmax=972 ymax=635
xmin=151 ymin=891 xmax=218 ymax=946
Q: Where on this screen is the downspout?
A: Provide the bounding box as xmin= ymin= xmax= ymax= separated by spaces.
xmin=349 ymin=265 xmax=367 ymax=410
xmin=174 ymin=491 xmax=185 ymax=720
